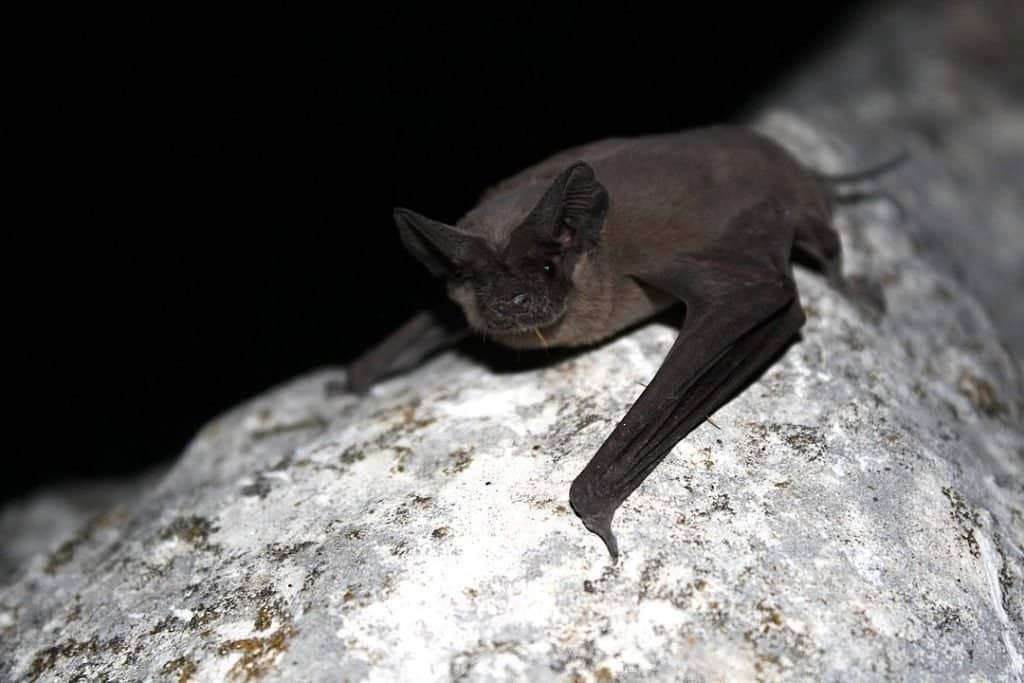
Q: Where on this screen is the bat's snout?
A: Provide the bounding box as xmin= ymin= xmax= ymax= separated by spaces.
xmin=483 ymin=291 xmax=554 ymax=331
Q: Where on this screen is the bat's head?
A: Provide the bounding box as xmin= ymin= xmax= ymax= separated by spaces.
xmin=394 ymin=161 xmax=608 ymax=338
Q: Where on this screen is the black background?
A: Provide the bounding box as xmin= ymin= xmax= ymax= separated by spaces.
xmin=7 ymin=3 xmax=865 ymax=503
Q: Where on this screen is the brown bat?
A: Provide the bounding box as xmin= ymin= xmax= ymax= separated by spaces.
xmin=333 ymin=125 xmax=901 ymax=559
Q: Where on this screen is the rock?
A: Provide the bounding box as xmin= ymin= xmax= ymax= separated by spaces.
xmin=2 ymin=112 xmax=1023 ymax=678
xmin=761 ymin=0 xmax=1024 ymax=365
xmin=0 ymin=468 xmax=167 ymax=582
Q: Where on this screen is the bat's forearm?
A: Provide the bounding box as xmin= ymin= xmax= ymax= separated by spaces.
xmin=334 ymin=309 xmax=468 ymax=395
xmin=569 ymin=208 xmax=806 ymax=560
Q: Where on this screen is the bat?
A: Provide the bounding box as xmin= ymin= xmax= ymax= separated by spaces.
xmin=333 ymin=125 xmax=901 ymax=560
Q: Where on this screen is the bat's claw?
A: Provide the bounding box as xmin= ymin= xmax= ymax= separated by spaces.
xmin=570 ymin=479 xmax=621 ymax=562
xmin=579 ymin=512 xmax=620 ymax=563
xmin=324 ymin=378 xmax=350 ymax=397
xmin=326 ymin=370 xmax=374 ymax=398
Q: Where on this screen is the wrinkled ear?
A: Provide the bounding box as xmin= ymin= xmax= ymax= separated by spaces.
xmin=528 ymin=161 xmax=609 ymax=251
xmin=394 ymin=207 xmax=484 ymax=279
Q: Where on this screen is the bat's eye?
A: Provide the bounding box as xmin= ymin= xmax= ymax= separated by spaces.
xmin=542 ymin=262 xmax=558 ymax=279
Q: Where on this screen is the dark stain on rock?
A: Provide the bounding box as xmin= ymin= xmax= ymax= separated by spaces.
xmin=750 ymin=423 xmax=827 ymax=462
xmin=780 ymin=426 xmax=826 ymax=462
xmin=444 ymin=448 xmax=474 ymax=475
xmin=391 ymin=504 xmax=411 ymax=526
xmin=218 ymin=624 xmax=295 ymax=682
xmin=576 ymin=413 xmax=604 ymax=432
xmin=957 ymin=370 xmax=1006 ymax=417
xmin=637 ymin=560 xmax=710 ymax=610
xmin=529 ymin=497 xmax=569 ymax=514
xmin=161 ymin=515 xmax=221 ymax=554
xmin=638 ymin=556 xmax=666 ymax=600
xmin=998 ymin=544 xmax=1016 ymax=619
xmin=267 ymin=452 xmax=295 ymax=471
xmin=187 ymin=605 xmax=221 ymax=632
xmin=241 ymin=475 xmax=273 ymax=499
xmin=338 ymin=402 xmax=438 ymax=474
xmin=265 ymin=541 xmax=316 ymax=562
xmin=29 ymin=636 xmax=125 ymax=681
xmin=932 ymin=603 xmax=964 ymax=633
xmin=370 ymin=398 xmax=435 ymax=432
xmin=401 ymin=402 xmax=436 ymax=431
xmin=162 ymin=656 xmax=198 ymax=683
xmin=432 ymin=526 xmax=450 ymax=539
xmin=740 ymin=599 xmax=818 ymax=678
xmin=941 ymin=487 xmax=981 ymax=558
xmin=838 ymin=320 xmax=867 ymax=352
xmin=449 ymin=640 xmax=526 ymax=681
xmin=149 ymin=615 xmax=183 ymax=636
xmin=65 ymin=597 xmax=82 ymax=623
xmin=711 ymin=493 xmax=733 ymax=514
xmin=339 ymin=445 xmax=366 ymax=465
xmin=755 ymin=599 xmax=784 ymax=630
xmin=390 ymin=445 xmax=413 ymax=474
xmin=254 ymin=606 xmax=273 ymax=632
xmin=44 ymin=509 xmax=126 ymax=574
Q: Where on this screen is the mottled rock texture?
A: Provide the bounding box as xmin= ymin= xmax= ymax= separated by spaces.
xmin=765 ymin=0 xmax=1024 ymax=364
xmin=4 ymin=1 xmax=1024 ymax=681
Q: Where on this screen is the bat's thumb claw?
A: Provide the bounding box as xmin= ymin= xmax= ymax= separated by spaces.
xmin=580 ymin=512 xmax=620 ymax=562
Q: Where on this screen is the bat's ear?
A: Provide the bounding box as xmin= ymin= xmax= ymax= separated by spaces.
xmin=529 ymin=161 xmax=609 ymax=252
xmin=393 ymin=207 xmax=484 ymax=279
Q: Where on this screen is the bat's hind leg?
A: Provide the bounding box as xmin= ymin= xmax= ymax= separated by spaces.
xmin=792 ymin=212 xmax=843 ymax=288
xmin=792 ymin=211 xmax=885 ymax=314
xmin=328 ymin=309 xmax=468 ymax=395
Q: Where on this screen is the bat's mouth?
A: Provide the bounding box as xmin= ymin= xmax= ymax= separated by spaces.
xmin=480 ymin=296 xmax=565 ymax=334
xmin=480 ymin=309 xmax=566 ymax=349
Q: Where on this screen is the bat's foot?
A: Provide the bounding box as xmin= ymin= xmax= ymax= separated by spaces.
xmin=324 ymin=378 xmax=351 ymax=397
xmin=578 ymin=511 xmax=620 ymax=563
xmin=325 ymin=370 xmax=374 ymax=398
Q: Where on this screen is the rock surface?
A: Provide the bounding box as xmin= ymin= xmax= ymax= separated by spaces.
xmin=3 ymin=115 xmax=1023 ymax=680
xmin=765 ymin=0 xmax=1024 ymax=364
xmin=0 ymin=468 xmax=167 ymax=583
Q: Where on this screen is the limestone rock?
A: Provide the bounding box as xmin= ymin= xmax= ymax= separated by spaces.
xmin=764 ymin=0 xmax=1024 ymax=364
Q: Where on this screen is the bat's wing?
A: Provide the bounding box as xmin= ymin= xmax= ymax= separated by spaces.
xmin=569 ymin=197 xmax=807 ymax=559
xmin=328 ymin=308 xmax=468 ymax=395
